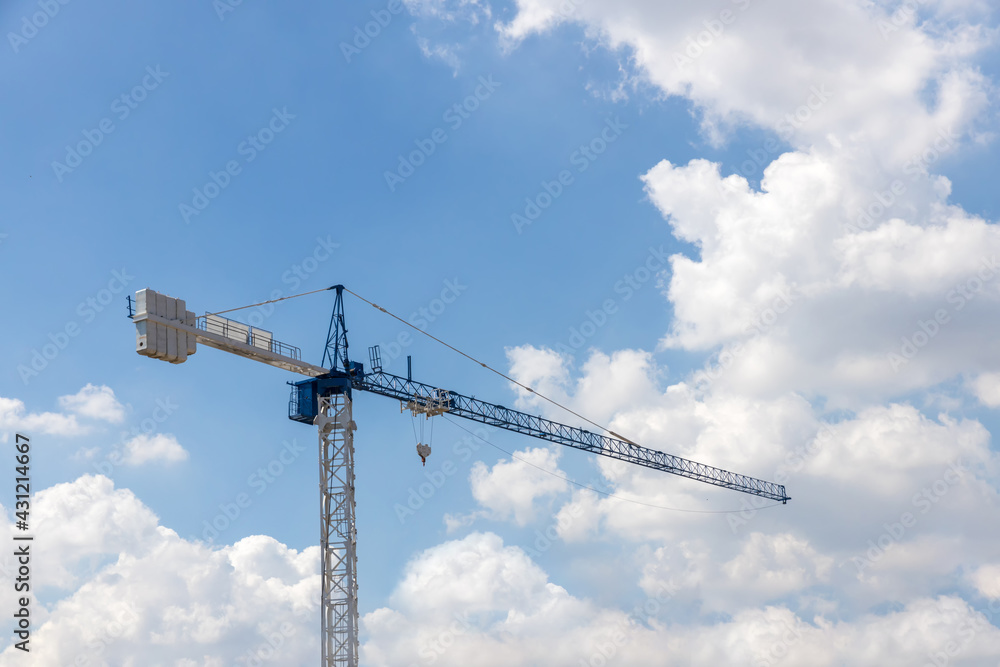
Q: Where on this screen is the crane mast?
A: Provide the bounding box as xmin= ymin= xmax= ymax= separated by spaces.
xmin=130 ymin=284 xmax=790 ymax=667
xmin=315 ymin=393 xmax=359 ymax=665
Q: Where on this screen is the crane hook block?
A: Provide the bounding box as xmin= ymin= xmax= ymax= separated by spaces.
xmin=416 ymin=443 xmax=431 ymax=466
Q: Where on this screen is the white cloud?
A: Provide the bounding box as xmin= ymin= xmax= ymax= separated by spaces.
xmin=496 ymin=0 xmax=993 ymax=156
xmin=800 ymin=404 xmax=991 ymax=493
xmin=414 ymin=34 xmax=462 ymax=71
xmin=468 ymin=447 xmax=568 ymax=525
xmin=636 ymin=531 xmax=835 ymax=614
xmin=363 ymin=532 xmax=627 ymax=667
xmin=721 ymin=532 xmax=834 ymax=595
xmin=402 ymin=0 xmax=493 ymax=70
xmin=58 ymin=384 xmax=126 ymax=423
xmin=366 ymin=532 xmax=1000 ymax=666
xmin=0 ymin=475 xmax=319 ymax=665
xmin=121 ymin=433 xmax=189 ymax=466
xmin=969 ymin=371 xmax=1000 ymax=407
xmin=507 ymin=347 xmax=662 ymax=429
xmin=3 ymin=473 xmax=1000 ymax=665
xmin=970 ymin=563 xmax=1000 ymax=598
xmin=404 ymin=0 xmax=491 ymax=23
xmin=0 ymin=396 xmax=81 ymax=436
xmin=641 ymin=152 xmax=1000 ymax=403
xmin=491 ymin=0 xmax=997 ymax=405
xmin=0 ymin=385 xmax=127 ymax=438
xmin=503 ymin=347 xmax=1000 ymax=614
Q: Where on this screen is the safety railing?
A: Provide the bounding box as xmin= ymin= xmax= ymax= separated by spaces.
xmin=196 ymin=314 xmax=302 ymax=361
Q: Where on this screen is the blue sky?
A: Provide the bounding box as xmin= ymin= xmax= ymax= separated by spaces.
xmin=3 ymin=0 xmax=1000 ymax=665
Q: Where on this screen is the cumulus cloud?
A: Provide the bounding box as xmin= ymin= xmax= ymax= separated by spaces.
xmin=496 ymin=0 xmax=992 ymax=154
xmin=404 ymin=0 xmax=491 ymax=23
xmin=641 ymin=152 xmax=1000 ymax=403
xmin=490 ymin=0 xmax=997 ymax=405
xmin=366 ymin=532 xmax=1000 ymax=666
xmin=503 ymin=346 xmax=1000 ymax=614
xmin=363 ymin=532 xmax=627 ymax=666
xmin=0 ymin=385 xmax=127 ymax=438
xmin=507 ymin=347 xmax=661 ymax=428
xmin=58 ymin=384 xmax=126 ymax=423
xmin=402 ymin=0 xmax=493 ymax=70
xmin=302 ymin=1 xmax=1000 ymax=663
xmin=969 ymin=371 xmax=1000 ymax=407
xmin=468 ymin=446 xmax=568 ymax=525
xmin=0 ymin=467 xmax=997 ymax=665
xmin=637 ymin=532 xmax=833 ymax=614
xmin=0 ymin=475 xmax=319 ymax=665
xmin=121 ymin=433 xmax=189 ymax=466
xmin=0 ymin=396 xmax=81 ymax=436
xmin=970 ymin=563 xmax=1000 ymax=598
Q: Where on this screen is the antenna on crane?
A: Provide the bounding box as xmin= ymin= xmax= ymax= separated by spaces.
xmin=129 ymin=283 xmax=790 ymax=667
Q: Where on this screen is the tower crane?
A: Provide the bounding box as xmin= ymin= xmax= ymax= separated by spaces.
xmin=129 ymin=284 xmax=790 ymax=667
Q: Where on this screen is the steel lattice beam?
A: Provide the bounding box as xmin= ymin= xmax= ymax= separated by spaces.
xmin=355 ymin=371 xmax=790 ymax=503
xmin=315 ymin=395 xmax=359 ymax=667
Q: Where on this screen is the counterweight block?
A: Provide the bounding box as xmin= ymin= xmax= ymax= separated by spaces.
xmin=133 ymin=288 xmax=197 ymax=363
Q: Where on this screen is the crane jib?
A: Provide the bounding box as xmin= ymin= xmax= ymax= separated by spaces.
xmin=352 ymin=370 xmax=790 ymax=503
